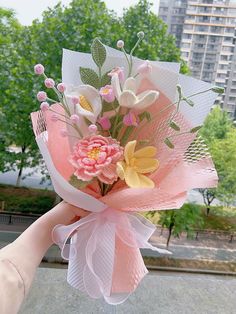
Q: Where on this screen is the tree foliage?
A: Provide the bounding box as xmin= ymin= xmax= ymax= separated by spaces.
xmin=199 ymin=106 xmax=236 ymax=209
xmin=158 ymin=204 xmax=203 ymax=247
xmin=200 ymin=106 xmax=232 ymax=144
xmin=210 ymin=128 xmax=236 ymax=205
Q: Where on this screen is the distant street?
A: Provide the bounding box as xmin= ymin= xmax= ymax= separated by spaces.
xmin=0 ymin=168 xmax=218 ymax=205
xmin=1 ymin=227 xmax=235 ymax=265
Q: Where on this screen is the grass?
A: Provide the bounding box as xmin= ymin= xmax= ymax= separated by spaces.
xmin=203 ymin=209 xmax=236 ymax=232
xmin=0 ymin=184 xmax=56 ymax=214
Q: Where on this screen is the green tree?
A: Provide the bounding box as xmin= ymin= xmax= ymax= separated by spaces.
xmin=199 ymin=106 xmax=236 ymax=211
xmin=0 ymin=25 xmax=42 ymax=185
xmin=210 ymin=128 xmax=236 ymax=206
xmin=158 ymin=204 xmax=203 ymax=247
xmin=200 ymin=106 xmax=232 ymax=144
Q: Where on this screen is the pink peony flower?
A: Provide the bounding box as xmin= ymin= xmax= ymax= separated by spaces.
xmin=57 ymin=83 xmax=66 ymax=93
xmin=34 ymin=64 xmax=44 ymax=75
xmin=108 ymin=67 xmax=125 ymax=82
xmin=123 ymin=111 xmax=139 ymax=126
xmin=44 ymin=78 xmax=55 ymax=89
xmin=99 ymin=85 xmax=115 ymax=103
xmin=69 ymin=135 xmax=123 ymax=185
xmin=98 ymin=116 xmax=111 ymax=130
xmin=37 ymin=91 xmax=47 ymax=102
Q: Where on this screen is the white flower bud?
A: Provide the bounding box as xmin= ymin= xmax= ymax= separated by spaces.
xmin=117 ymin=40 xmax=124 ymax=48
xmin=137 ymin=31 xmax=145 ymax=39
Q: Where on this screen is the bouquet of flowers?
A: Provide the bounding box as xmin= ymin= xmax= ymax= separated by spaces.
xmin=31 ymin=32 xmax=220 ymax=304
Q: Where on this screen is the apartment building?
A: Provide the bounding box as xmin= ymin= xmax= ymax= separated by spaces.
xmin=180 ymin=0 xmax=236 ymax=117
xmin=222 ymin=30 xmax=236 ymax=118
xmin=158 ymin=0 xmax=236 ymax=118
xmin=158 ymin=0 xmax=188 ymax=47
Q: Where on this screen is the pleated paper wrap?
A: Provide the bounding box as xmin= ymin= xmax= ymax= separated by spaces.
xmin=31 ymin=47 xmax=218 ymax=304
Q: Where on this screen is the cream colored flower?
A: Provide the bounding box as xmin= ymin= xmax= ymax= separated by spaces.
xmin=65 ymin=85 xmax=102 ymax=123
xmin=111 ymin=74 xmax=159 ymax=110
xmin=117 ymin=140 xmax=159 ymax=188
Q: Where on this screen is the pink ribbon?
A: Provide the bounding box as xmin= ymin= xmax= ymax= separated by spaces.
xmin=52 ymin=207 xmax=170 ymax=304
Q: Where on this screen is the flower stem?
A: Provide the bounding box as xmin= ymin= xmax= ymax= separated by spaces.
xmin=131 ymin=88 xmax=213 ymax=140
xmin=121 ymin=47 xmax=132 ymax=77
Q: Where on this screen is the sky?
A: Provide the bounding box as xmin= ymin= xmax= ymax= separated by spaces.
xmin=0 ymin=0 xmax=159 ymax=25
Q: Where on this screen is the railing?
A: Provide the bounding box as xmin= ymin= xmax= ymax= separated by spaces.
xmin=0 ymin=212 xmax=40 ymax=225
xmin=0 ymin=213 xmax=235 ymax=243
xmin=194 ymin=229 xmax=235 ymax=243
xmin=158 ymin=227 xmax=235 ymax=243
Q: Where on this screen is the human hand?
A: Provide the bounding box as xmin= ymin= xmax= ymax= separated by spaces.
xmin=15 ymin=201 xmax=90 ymax=264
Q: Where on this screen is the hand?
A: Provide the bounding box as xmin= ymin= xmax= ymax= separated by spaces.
xmin=15 ymin=201 xmax=89 ymax=265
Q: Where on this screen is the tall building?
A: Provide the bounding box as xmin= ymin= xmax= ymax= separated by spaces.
xmin=158 ymin=0 xmax=188 ymax=47
xmin=222 ymin=31 xmax=236 ymax=118
xmin=180 ymin=0 xmax=236 ymax=118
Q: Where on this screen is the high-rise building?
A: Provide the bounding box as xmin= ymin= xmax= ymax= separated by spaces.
xmin=158 ymin=0 xmax=236 ymax=118
xmin=158 ymin=0 xmax=188 ymax=47
xmin=222 ymin=30 xmax=236 ymax=118
xmin=180 ymin=0 xmax=236 ymax=118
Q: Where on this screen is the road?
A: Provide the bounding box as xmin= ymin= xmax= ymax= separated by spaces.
xmin=19 ymin=268 xmax=236 ymax=314
xmin=1 ymin=230 xmax=236 ymax=264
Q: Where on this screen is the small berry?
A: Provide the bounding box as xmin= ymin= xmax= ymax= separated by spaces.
xmin=34 ymin=64 xmax=44 ymax=75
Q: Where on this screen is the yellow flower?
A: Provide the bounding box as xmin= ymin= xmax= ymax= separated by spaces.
xmin=116 ymin=140 xmax=159 ymax=188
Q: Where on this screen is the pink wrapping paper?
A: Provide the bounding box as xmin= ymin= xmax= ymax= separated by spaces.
xmin=31 ymin=74 xmax=218 ymax=304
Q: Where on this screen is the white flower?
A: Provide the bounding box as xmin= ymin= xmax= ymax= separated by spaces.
xmin=111 ymin=74 xmax=159 ymax=110
xmin=65 ymin=85 xmax=102 ymax=123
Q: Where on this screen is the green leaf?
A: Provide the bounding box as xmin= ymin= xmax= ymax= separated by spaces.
xmin=211 ymin=86 xmax=224 ymax=94
xmin=91 ymin=38 xmax=106 ymax=68
xmin=190 ymin=125 xmax=202 ymax=133
xmin=102 ymin=99 xmax=119 ymax=112
xmin=110 ymin=113 xmax=124 ymax=138
xmin=169 ymin=121 xmax=180 ymax=131
xmin=138 ymin=139 xmax=149 ymax=146
xmin=101 ymin=71 xmax=111 ymax=86
xmin=183 ymin=97 xmax=194 ymax=107
xmin=138 ymin=111 xmax=151 ymax=122
xmin=164 ymin=137 xmax=174 ymax=149
xmin=69 ymin=175 xmax=92 ymax=189
xmin=79 ymin=67 xmax=100 ymax=89
xmin=121 ymin=126 xmax=135 ymax=146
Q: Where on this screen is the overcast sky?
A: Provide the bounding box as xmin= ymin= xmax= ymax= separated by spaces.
xmin=0 ymin=0 xmax=159 ymax=25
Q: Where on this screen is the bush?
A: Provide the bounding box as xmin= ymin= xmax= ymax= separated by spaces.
xmin=0 ymin=184 xmax=55 ymax=214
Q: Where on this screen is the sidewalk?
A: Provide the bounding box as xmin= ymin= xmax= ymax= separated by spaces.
xmin=149 ymin=228 xmax=236 ymax=262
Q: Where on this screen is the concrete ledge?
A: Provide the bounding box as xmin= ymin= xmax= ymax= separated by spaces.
xmin=19 ymin=268 xmax=236 ymax=314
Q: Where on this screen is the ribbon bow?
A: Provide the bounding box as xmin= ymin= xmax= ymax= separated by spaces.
xmin=52 ymin=207 xmax=170 ymax=304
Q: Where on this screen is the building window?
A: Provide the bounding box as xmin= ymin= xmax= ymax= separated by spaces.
xmin=196 ymin=25 xmax=208 ymax=32
xmin=182 ymin=33 xmax=192 ymax=39
xmin=224 ymin=36 xmax=232 ymax=42
xmin=181 ymin=52 xmax=189 ymax=58
xmin=221 ymin=55 xmax=228 ymax=61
